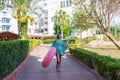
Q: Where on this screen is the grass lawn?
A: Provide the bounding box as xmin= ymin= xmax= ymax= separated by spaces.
xmin=86 ymin=44 xmax=120 ymax=61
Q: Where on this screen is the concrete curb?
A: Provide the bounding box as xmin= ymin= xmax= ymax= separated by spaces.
xmin=69 ymin=55 xmax=106 ymax=80
xmin=3 ymin=48 xmax=35 ymax=80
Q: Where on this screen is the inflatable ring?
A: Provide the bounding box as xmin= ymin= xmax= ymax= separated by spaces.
xmin=42 ymin=47 xmax=56 ymax=68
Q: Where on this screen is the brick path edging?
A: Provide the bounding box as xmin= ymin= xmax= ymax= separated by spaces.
xmin=69 ymin=55 xmax=106 ymax=80
xmin=3 ymin=47 xmax=36 ymax=80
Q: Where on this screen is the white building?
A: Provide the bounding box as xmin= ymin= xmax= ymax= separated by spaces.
xmin=0 ymin=0 xmax=48 ymax=36
xmin=28 ymin=0 xmax=48 ymax=36
xmin=47 ymin=0 xmax=73 ymax=35
xmin=0 ymin=8 xmax=18 ymax=34
xmin=0 ymin=0 xmax=18 ymax=34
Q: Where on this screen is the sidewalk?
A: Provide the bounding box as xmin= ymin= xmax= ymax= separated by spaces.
xmin=16 ymin=44 xmax=104 ymax=80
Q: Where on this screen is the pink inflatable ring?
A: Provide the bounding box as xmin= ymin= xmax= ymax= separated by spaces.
xmin=42 ymin=47 xmax=56 ymax=68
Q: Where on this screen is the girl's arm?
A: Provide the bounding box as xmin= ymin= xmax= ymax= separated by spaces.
xmin=51 ymin=39 xmax=56 ymax=47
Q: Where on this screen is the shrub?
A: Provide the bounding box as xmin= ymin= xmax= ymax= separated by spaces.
xmin=43 ymin=39 xmax=54 ymax=44
xmin=0 ymin=40 xmax=29 ymax=79
xmin=69 ymin=47 xmax=120 ymax=80
xmin=68 ymin=44 xmax=77 ymax=49
xmin=29 ymin=39 xmax=40 ymax=50
xmin=115 ymin=37 xmax=120 ymax=41
xmin=43 ymin=39 xmax=68 ymax=44
xmin=62 ymin=39 xmax=67 ymax=44
xmin=82 ymin=37 xmax=93 ymax=43
xmin=0 ymin=39 xmax=40 ymax=79
xmin=77 ymin=42 xmax=86 ymax=49
xmin=28 ymin=35 xmax=56 ymax=39
xmin=68 ymin=37 xmax=81 ymax=44
xmin=103 ymin=35 xmax=110 ymax=41
xmin=93 ymin=34 xmax=97 ymax=40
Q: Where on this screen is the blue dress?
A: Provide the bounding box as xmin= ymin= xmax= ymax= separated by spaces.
xmin=51 ymin=39 xmax=66 ymax=55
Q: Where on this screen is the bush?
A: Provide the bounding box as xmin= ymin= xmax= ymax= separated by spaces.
xmin=68 ymin=44 xmax=77 ymax=49
xmin=0 ymin=40 xmax=29 ymax=79
xmin=115 ymin=37 xmax=120 ymax=41
xmin=82 ymin=37 xmax=93 ymax=43
xmin=0 ymin=39 xmax=40 ymax=79
xmin=28 ymin=35 xmax=56 ymax=39
xmin=43 ymin=39 xmax=54 ymax=44
xmin=43 ymin=39 xmax=68 ymax=44
xmin=68 ymin=37 xmax=81 ymax=44
xmin=77 ymin=42 xmax=86 ymax=49
xmin=69 ymin=47 xmax=120 ymax=80
xmin=93 ymin=34 xmax=97 ymax=40
xmin=103 ymin=35 xmax=110 ymax=41
xmin=62 ymin=39 xmax=67 ymax=44
xmin=29 ymin=39 xmax=40 ymax=50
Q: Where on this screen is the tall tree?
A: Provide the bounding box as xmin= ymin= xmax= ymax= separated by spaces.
xmin=11 ymin=0 xmax=42 ymax=39
xmin=54 ymin=9 xmax=71 ymax=38
xmin=74 ymin=0 xmax=120 ymax=49
xmin=73 ymin=10 xmax=95 ymax=38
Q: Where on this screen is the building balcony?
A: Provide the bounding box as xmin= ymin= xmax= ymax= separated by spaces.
xmin=41 ymin=25 xmax=48 ymax=29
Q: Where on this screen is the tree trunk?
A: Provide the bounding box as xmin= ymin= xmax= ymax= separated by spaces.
xmin=61 ymin=30 xmax=63 ymax=39
xmin=87 ymin=29 xmax=88 ymax=37
xmin=105 ymin=31 xmax=120 ymax=49
xmin=80 ymin=28 xmax=82 ymax=38
xmin=20 ymin=21 xmax=28 ymax=39
xmin=18 ymin=20 xmax=21 ymax=39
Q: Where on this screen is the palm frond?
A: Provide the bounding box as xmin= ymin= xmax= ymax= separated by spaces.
xmin=0 ymin=2 xmax=5 ymax=11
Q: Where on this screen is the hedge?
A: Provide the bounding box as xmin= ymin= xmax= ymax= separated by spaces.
xmin=29 ymin=39 xmax=41 ymax=50
xmin=43 ymin=39 xmax=67 ymax=44
xmin=68 ymin=38 xmax=81 ymax=44
xmin=69 ymin=47 xmax=120 ymax=80
xmin=0 ymin=39 xmax=40 ymax=79
xmin=43 ymin=39 xmax=54 ymax=44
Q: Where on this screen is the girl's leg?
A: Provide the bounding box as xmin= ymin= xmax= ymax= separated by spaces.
xmin=58 ymin=55 xmax=62 ymax=68
xmin=56 ymin=54 xmax=59 ymax=69
xmin=56 ymin=55 xmax=62 ymax=72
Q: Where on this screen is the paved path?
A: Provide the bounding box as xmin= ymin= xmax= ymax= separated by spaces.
xmin=16 ymin=44 xmax=104 ymax=80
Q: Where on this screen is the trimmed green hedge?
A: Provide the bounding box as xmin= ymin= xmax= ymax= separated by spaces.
xmin=43 ymin=39 xmax=67 ymax=44
xmin=29 ymin=39 xmax=41 ymax=50
xmin=69 ymin=47 xmax=120 ymax=80
xmin=43 ymin=39 xmax=54 ymax=44
xmin=68 ymin=38 xmax=81 ymax=43
xmin=68 ymin=44 xmax=77 ymax=49
xmin=0 ymin=39 xmax=40 ymax=79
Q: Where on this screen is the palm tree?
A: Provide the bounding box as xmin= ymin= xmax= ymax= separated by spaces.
xmin=11 ymin=0 xmax=43 ymax=39
xmin=0 ymin=2 xmax=5 ymax=11
xmin=54 ymin=9 xmax=69 ymax=38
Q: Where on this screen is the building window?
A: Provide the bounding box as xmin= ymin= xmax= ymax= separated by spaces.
xmin=51 ymin=17 xmax=55 ymax=22
xmin=35 ymin=22 xmax=37 ymax=25
xmin=61 ymin=1 xmax=65 ymax=8
xmin=66 ymin=0 xmax=72 ymax=7
xmin=34 ymin=29 xmax=39 ymax=33
xmin=2 ymin=11 xmax=7 ymax=16
xmin=44 ymin=22 xmax=48 ymax=24
xmin=28 ymin=29 xmax=31 ymax=33
xmin=60 ymin=0 xmax=72 ymax=8
xmin=2 ymin=25 xmax=10 ymax=31
xmin=2 ymin=18 xmax=10 ymax=23
xmin=45 ymin=29 xmax=48 ymax=31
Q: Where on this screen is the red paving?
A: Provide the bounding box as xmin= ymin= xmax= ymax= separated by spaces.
xmin=16 ymin=44 xmax=105 ymax=80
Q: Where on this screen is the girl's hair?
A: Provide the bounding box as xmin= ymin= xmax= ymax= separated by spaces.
xmin=57 ymin=33 xmax=61 ymax=39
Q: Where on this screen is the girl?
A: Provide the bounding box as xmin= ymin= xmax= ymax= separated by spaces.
xmin=51 ymin=33 xmax=66 ymax=72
